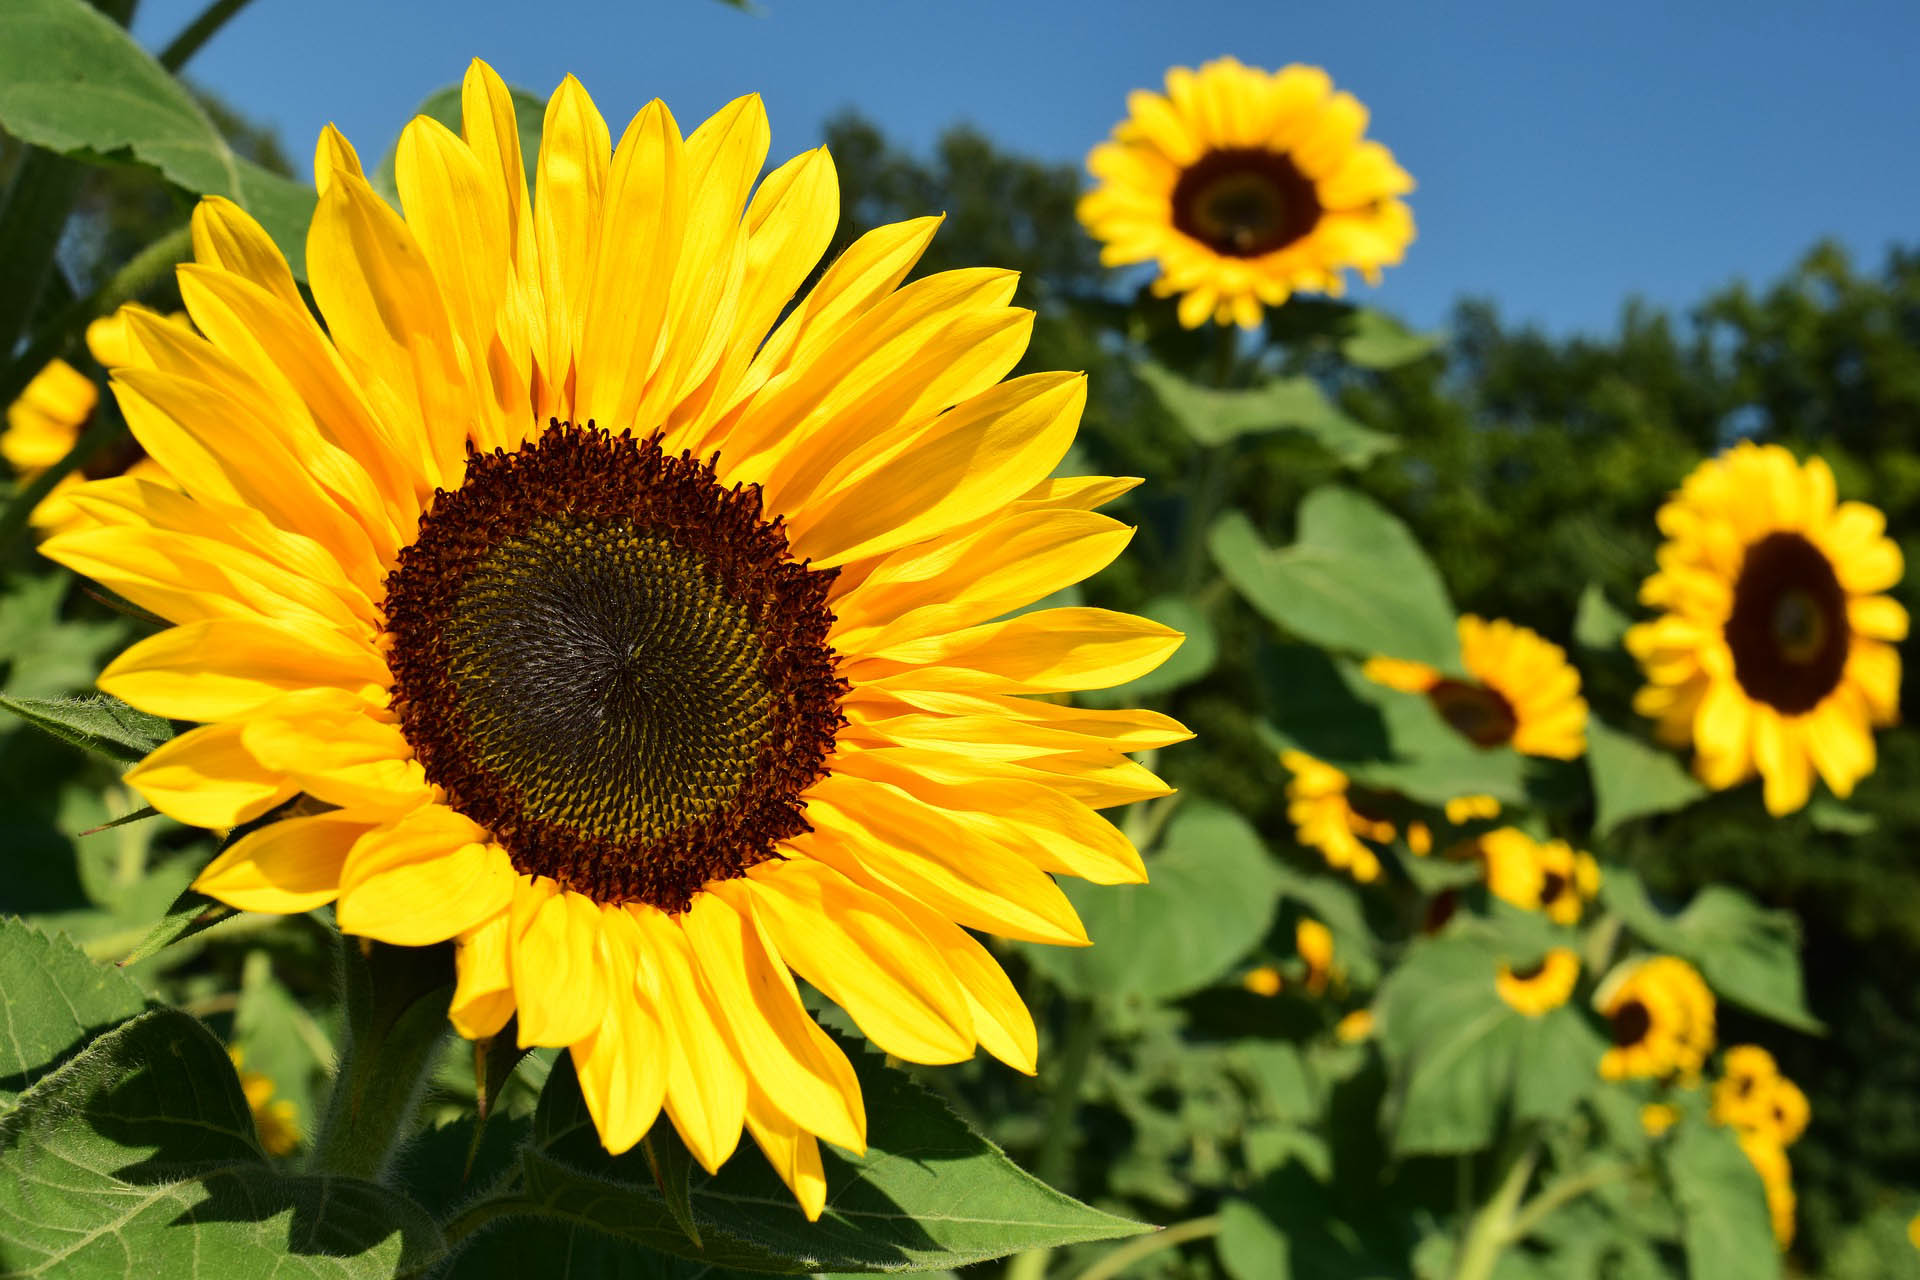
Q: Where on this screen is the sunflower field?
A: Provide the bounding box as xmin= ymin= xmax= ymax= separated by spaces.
xmin=3 ymin=3 xmax=1918 ymax=1279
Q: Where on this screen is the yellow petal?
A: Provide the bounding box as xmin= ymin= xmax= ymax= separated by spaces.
xmin=533 ymin=76 xmax=612 ymax=413
xmin=194 ymin=810 xmax=379 ymax=913
xmin=124 ymin=721 xmax=295 ymax=828
xmin=1752 ymin=708 xmax=1813 ymax=816
xmin=626 ymin=904 xmax=748 ymax=1172
xmin=569 ymin=905 xmax=668 ymax=1154
xmin=743 ymin=1083 xmax=828 ymax=1220
xmin=851 ymin=606 xmax=1183 ymax=695
xmin=450 ymin=910 xmax=516 ymax=1038
xmin=336 ymin=806 xmax=514 ymax=946
xmin=189 ymin=196 xmax=305 ymax=313
xmin=683 ymin=889 xmax=865 ymax=1152
xmin=100 ymin=616 xmax=388 ymax=721
xmin=742 ymin=859 xmax=975 ymax=1065
xmin=509 ymin=880 xmax=609 ymax=1048
xmin=240 ymin=691 xmax=427 ymax=813
xmin=881 ymin=892 xmax=1036 ymax=1074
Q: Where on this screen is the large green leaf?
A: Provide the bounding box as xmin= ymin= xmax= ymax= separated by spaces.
xmin=0 ymin=692 xmax=170 ymax=764
xmin=1339 ymin=309 xmax=1441 ymax=369
xmin=1662 ymin=1123 xmax=1783 ymax=1280
xmin=1210 ymin=489 xmax=1460 ymax=671
xmin=1600 ymin=870 xmax=1819 ymax=1032
xmin=0 ymin=0 xmax=315 ymax=274
xmin=1136 ymin=362 xmax=1397 ymax=465
xmin=1586 ymin=718 xmax=1705 ymax=838
xmin=370 ymin=81 xmax=547 ymax=206
xmin=507 ymin=1045 xmax=1145 ymax=1275
xmin=1024 ymin=802 xmax=1284 ymax=1003
xmin=0 ymin=1009 xmax=444 ymax=1278
xmin=0 ymin=918 xmax=145 ymax=1106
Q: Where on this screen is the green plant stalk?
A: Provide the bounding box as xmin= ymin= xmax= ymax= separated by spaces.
xmin=0 ymin=223 xmax=192 ymax=554
xmin=0 ymin=150 xmax=87 ymax=364
xmin=1503 ymin=1160 xmax=1633 ymax=1243
xmin=1449 ymin=1133 xmax=1539 ymax=1280
xmin=306 ymin=935 xmax=456 ymax=1183
xmin=1004 ymin=998 xmax=1104 ymax=1280
xmin=158 ymin=0 xmax=258 ymax=71
xmin=1067 ymin=1214 xmax=1223 ymax=1280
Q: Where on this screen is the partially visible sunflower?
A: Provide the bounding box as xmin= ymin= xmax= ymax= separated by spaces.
xmin=1597 ymin=956 xmax=1716 ymax=1081
xmin=1737 ymin=1129 xmax=1798 ymax=1248
xmin=229 ymin=1047 xmax=300 ymax=1157
xmin=1297 ymin=918 xmax=1336 ymax=995
xmin=1365 ymin=616 xmax=1589 ymax=759
xmin=1640 ymin=1103 xmax=1680 ymax=1138
xmin=1712 ymin=1045 xmax=1809 ymax=1147
xmin=1280 ymin=750 xmax=1392 ymax=882
xmin=1496 ymin=947 xmax=1580 ymax=1017
xmin=1079 ymin=58 xmax=1414 ymax=329
xmin=48 ymin=63 xmax=1188 ymax=1217
xmin=1474 ymin=828 xmax=1598 ymax=924
xmin=1242 ymin=965 xmax=1282 ymax=997
xmin=2 ymin=313 xmax=178 ymax=532
xmin=1335 ymin=1009 xmax=1374 ymax=1043
xmin=1627 ymin=442 xmax=1905 ymax=815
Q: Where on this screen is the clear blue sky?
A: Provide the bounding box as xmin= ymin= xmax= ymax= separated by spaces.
xmin=132 ymin=0 xmax=1920 ymax=338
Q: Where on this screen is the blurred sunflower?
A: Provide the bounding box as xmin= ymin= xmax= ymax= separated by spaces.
xmin=1364 ymin=616 xmax=1588 ymax=760
xmin=1640 ymin=1103 xmax=1680 ymax=1138
xmin=1737 ymin=1129 xmax=1798 ymax=1248
xmin=1335 ymin=1009 xmax=1374 ymax=1042
xmin=1242 ymin=965 xmax=1282 ymax=997
xmin=47 ymin=62 xmax=1188 ymax=1217
xmin=1279 ymin=749 xmax=1391 ymax=882
xmin=1297 ymin=917 xmax=1336 ymax=995
xmin=1079 ymin=58 xmax=1414 ymax=329
xmin=229 ymin=1047 xmax=300 ymax=1157
xmin=1627 ymin=442 xmax=1905 ymax=815
xmin=3 ymin=313 xmax=176 ymax=533
xmin=1597 ymin=956 xmax=1716 ymax=1081
xmin=1475 ymin=828 xmax=1598 ymax=924
xmin=1495 ymin=947 xmax=1579 ymax=1017
xmin=1712 ymin=1044 xmax=1809 ymax=1146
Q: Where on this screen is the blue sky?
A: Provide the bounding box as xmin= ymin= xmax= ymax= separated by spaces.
xmin=132 ymin=0 xmax=1920 ymax=337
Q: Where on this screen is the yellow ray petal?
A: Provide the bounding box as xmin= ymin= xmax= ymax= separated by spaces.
xmin=741 ymin=859 xmax=975 ymax=1065
xmin=533 ymin=76 xmax=612 ymax=416
xmin=336 ymin=806 xmax=514 ymax=946
xmin=188 ymin=196 xmax=305 ymax=313
xmin=240 ymin=690 xmax=428 ymax=813
xmin=881 ymin=892 xmax=1037 ymax=1074
xmin=509 ymin=880 xmax=610 ymax=1048
xmin=100 ymin=616 xmax=388 ymax=721
xmin=124 ymin=721 xmax=295 ymax=828
xmin=194 ymin=810 xmax=379 ymax=913
xmin=850 ymin=606 xmax=1182 ymax=695
xmin=570 ymin=906 xmax=668 ymax=1154
xmin=450 ymin=910 xmax=516 ymax=1039
xmin=627 ymin=904 xmax=748 ymax=1172
xmin=743 ymin=1083 xmax=828 ymax=1221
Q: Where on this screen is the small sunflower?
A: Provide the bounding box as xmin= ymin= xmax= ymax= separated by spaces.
xmin=1364 ymin=616 xmax=1588 ymax=759
xmin=1495 ymin=947 xmax=1579 ymax=1016
xmin=1711 ymin=1045 xmax=1809 ymax=1146
xmin=48 ymin=63 xmax=1188 ymax=1217
xmin=1297 ymin=917 xmax=1336 ymax=995
xmin=1737 ymin=1129 xmax=1798 ymax=1248
xmin=1627 ymin=442 xmax=1905 ymax=815
xmin=229 ymin=1047 xmax=300 ymax=1157
xmin=1597 ymin=956 xmax=1716 ymax=1081
xmin=1640 ymin=1102 xmax=1680 ymax=1138
xmin=1475 ymin=828 xmax=1598 ymax=924
xmin=2 ymin=313 xmax=175 ymax=532
xmin=1279 ymin=749 xmax=1392 ymax=882
xmin=1242 ymin=965 xmax=1282 ymax=997
xmin=1078 ymin=58 xmax=1414 ymax=329
xmin=1334 ymin=1009 xmax=1374 ymax=1042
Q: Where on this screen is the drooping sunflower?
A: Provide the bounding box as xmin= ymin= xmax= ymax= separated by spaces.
xmin=1365 ymin=615 xmax=1589 ymax=759
xmin=1711 ymin=1045 xmax=1809 ymax=1146
xmin=1496 ymin=947 xmax=1580 ymax=1016
xmin=2 ymin=313 xmax=175 ymax=532
xmin=45 ymin=63 xmax=1189 ymax=1217
xmin=1626 ymin=442 xmax=1905 ymax=815
xmin=1078 ymin=58 xmax=1414 ymax=329
xmin=1596 ymin=956 xmax=1716 ymax=1082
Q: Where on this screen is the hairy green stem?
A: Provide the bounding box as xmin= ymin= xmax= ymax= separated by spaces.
xmin=1449 ymin=1133 xmax=1539 ymax=1280
xmin=158 ymin=0 xmax=257 ymax=70
xmin=306 ymin=936 xmax=455 ymax=1183
xmin=1503 ymin=1160 xmax=1633 ymax=1243
xmin=1068 ymin=1214 xmax=1223 ymax=1280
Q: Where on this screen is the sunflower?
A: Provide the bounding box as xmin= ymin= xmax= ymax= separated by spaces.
xmin=1640 ymin=1103 xmax=1680 ymax=1138
xmin=1279 ymin=749 xmax=1394 ymax=881
xmin=1334 ymin=1009 xmax=1374 ymax=1043
xmin=1737 ymin=1129 xmax=1798 ymax=1248
xmin=1297 ymin=917 xmax=1336 ymax=995
xmin=1475 ymin=828 xmax=1598 ymax=924
xmin=1626 ymin=442 xmax=1905 ymax=815
xmin=229 ymin=1047 xmax=300 ymax=1157
xmin=1596 ymin=956 xmax=1716 ymax=1081
xmin=1242 ymin=965 xmax=1282 ymax=997
xmin=45 ymin=63 xmax=1188 ymax=1218
xmin=1365 ymin=615 xmax=1589 ymax=759
xmin=2 ymin=313 xmax=175 ymax=532
xmin=1712 ymin=1045 xmax=1809 ymax=1146
xmin=1496 ymin=947 xmax=1579 ymax=1016
xmin=1078 ymin=58 xmax=1414 ymax=329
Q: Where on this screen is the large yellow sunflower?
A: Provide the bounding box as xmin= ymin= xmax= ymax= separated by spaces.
xmin=1596 ymin=955 xmax=1715 ymax=1082
xmin=43 ymin=63 xmax=1189 ymax=1217
xmin=3 ymin=313 xmax=175 ymax=532
xmin=1078 ymin=58 xmax=1414 ymax=329
xmin=1627 ymin=442 xmax=1905 ymax=815
xmin=1364 ymin=615 xmax=1588 ymax=759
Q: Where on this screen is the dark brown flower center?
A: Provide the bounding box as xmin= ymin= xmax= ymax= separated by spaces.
xmin=382 ymin=422 xmax=844 ymax=913
xmin=1725 ymin=531 xmax=1849 ymax=714
xmin=1539 ymin=870 xmax=1568 ymax=906
xmin=1429 ymin=679 xmax=1519 ymax=748
xmin=1507 ymin=958 xmax=1548 ymax=983
xmin=1170 ymin=147 xmax=1322 ymax=258
xmin=1611 ymin=999 xmax=1653 ymax=1047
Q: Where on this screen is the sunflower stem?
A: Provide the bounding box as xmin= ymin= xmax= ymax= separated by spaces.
xmin=1502 ymin=1159 xmax=1633 ymax=1244
xmin=157 ymin=0 xmax=257 ymax=71
xmin=1005 ymin=998 xmax=1104 ymax=1280
xmin=1449 ymin=1129 xmax=1538 ymax=1280
xmin=306 ymin=935 xmax=456 ymax=1183
xmin=1066 ymin=1214 xmax=1223 ymax=1280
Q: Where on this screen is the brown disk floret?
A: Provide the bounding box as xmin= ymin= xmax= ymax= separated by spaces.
xmin=1171 ymin=147 xmax=1324 ymax=257
xmin=383 ymin=422 xmax=844 ymax=913
xmin=1725 ymin=531 xmax=1849 ymax=714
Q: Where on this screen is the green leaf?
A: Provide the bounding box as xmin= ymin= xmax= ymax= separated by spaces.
xmin=232 ymin=950 xmax=330 ymax=1148
xmin=1807 ymin=797 xmax=1877 ymax=835
xmin=443 ymin=1218 xmax=771 ymax=1278
xmin=1586 ymin=718 xmax=1706 ymax=838
xmin=1662 ymin=1122 xmax=1783 ymax=1280
xmin=1080 ymin=593 xmax=1217 ymax=706
xmin=0 ymin=572 xmax=130 ymax=700
xmin=1599 ymin=870 xmax=1820 ymax=1032
xmin=1136 ymin=362 xmax=1397 ymax=464
xmin=509 ymin=1044 xmax=1145 ymax=1275
xmin=1217 ymin=1166 xmax=1406 ymax=1280
xmin=370 ymin=81 xmax=546 ymax=206
xmin=1210 ymin=489 xmax=1460 ymax=671
xmin=1573 ymin=583 xmax=1632 ymax=651
xmin=1024 ymin=802 xmax=1284 ymax=1002
xmin=1510 ymin=1005 xmax=1608 ymax=1123
xmin=0 ymin=1008 xmax=445 ymax=1277
xmin=0 ymin=918 xmax=146 ymax=1106
xmin=0 ymin=692 xmax=171 ymax=764
xmin=118 ymin=883 xmax=234 ymax=965
xmin=0 ymin=0 xmax=315 ymax=274
xmin=1340 ymin=309 xmax=1441 ymax=369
